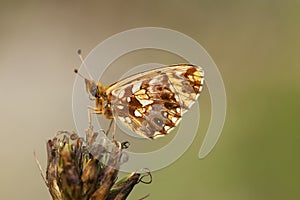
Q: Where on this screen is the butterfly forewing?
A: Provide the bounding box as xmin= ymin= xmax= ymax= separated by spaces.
xmin=106 ymin=64 xmax=204 ymax=139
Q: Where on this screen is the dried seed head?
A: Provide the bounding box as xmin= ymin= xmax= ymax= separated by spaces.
xmin=36 ymin=128 xmax=151 ymax=200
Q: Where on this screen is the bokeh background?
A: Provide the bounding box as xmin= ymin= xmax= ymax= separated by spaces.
xmin=0 ymin=0 xmax=299 ymax=199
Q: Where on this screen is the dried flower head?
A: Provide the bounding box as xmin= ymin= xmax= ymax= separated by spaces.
xmin=35 ymin=126 xmax=151 ymax=200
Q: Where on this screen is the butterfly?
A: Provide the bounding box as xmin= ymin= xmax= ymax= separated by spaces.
xmin=75 ymin=63 xmax=204 ymax=139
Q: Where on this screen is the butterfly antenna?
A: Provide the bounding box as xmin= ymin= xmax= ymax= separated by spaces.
xmin=74 ymin=68 xmax=88 ymax=80
xmin=77 ymin=49 xmax=94 ymax=80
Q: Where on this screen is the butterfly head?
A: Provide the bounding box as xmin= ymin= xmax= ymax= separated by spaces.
xmin=84 ymin=79 xmax=106 ymax=98
xmin=74 ymin=69 xmax=106 ymax=99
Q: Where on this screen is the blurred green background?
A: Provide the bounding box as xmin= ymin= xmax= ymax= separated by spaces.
xmin=0 ymin=0 xmax=299 ymax=199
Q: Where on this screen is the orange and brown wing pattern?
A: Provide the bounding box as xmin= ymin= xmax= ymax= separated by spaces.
xmin=106 ymin=64 xmax=204 ymax=139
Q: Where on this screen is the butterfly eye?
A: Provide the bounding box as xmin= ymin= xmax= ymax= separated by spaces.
xmin=90 ymin=85 xmax=99 ymax=97
xmin=153 ymin=117 xmax=163 ymax=126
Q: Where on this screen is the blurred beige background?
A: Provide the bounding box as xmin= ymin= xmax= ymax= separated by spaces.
xmin=0 ymin=0 xmax=299 ymax=199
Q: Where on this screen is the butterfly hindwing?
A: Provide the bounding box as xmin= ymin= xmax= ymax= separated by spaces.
xmin=106 ymin=64 xmax=204 ymax=139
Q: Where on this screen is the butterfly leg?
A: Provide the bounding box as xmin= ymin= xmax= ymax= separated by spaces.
xmin=87 ymin=109 xmax=93 ymax=129
xmin=105 ymin=119 xmax=114 ymax=136
xmin=87 ymin=105 xmax=102 ymax=114
xmin=105 ymin=118 xmax=117 ymax=139
xmin=112 ymin=117 xmax=117 ymax=140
